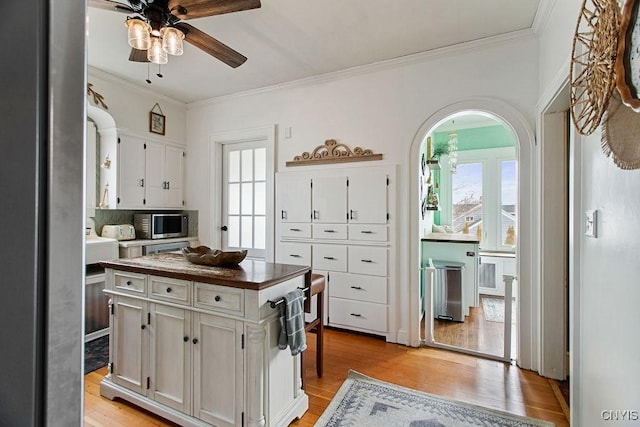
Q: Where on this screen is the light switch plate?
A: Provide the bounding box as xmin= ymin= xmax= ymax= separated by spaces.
xmin=585 ymin=209 xmax=597 ymax=237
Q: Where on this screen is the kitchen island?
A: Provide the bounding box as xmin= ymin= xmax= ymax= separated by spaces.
xmin=99 ymin=253 xmax=310 ymax=427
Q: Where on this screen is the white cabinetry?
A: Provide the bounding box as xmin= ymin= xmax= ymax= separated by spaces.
xmin=101 ymin=132 xmax=185 ymax=209
xmin=101 ymin=268 xmax=307 ymax=426
xmin=276 ymin=165 xmax=397 ymax=342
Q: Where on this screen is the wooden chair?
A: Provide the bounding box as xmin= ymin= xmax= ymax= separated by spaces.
xmin=301 ymin=273 xmax=325 ymax=389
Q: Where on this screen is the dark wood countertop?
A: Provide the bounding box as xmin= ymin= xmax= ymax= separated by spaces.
xmin=100 ymin=253 xmax=310 ymax=291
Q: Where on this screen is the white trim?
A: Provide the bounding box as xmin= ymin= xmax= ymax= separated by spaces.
xmin=407 ymin=98 xmax=536 ymax=369
xmin=208 ymin=125 xmax=276 ymax=262
xmin=89 ymin=66 xmax=188 ymax=108
xmin=187 ymin=30 xmax=537 ymax=109
xmin=532 ymin=0 xmax=558 ymax=35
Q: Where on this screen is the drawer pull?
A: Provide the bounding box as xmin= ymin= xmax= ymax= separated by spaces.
xmin=192 ymin=338 xmax=198 ymax=344
xmin=166 ymin=287 xmax=172 ymax=293
xmin=289 ymin=254 xmax=302 ymax=258
xmin=324 ymin=256 xmax=336 ymax=260
xmin=350 ymin=313 xmax=362 ymax=317
xmin=183 ymin=336 xmax=189 ymax=342
xmin=214 ymin=295 xmax=221 ymax=302
xmin=349 ymin=209 xmax=354 ymax=220
xmin=360 ymin=230 xmax=373 ymax=234
xmin=350 ymin=286 xmax=363 ymax=290
xmin=126 ymin=281 xmax=133 ymax=286
xmin=313 ymin=210 xmax=319 ymax=220
xmin=290 ymin=228 xmax=302 ymax=232
xmin=361 ymin=259 xmax=374 ymax=263
xmin=324 ymin=229 xmax=336 ymax=233
xmin=141 ymin=324 xmax=146 ymax=330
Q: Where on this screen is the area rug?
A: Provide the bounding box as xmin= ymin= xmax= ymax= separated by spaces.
xmin=482 ymin=297 xmax=516 ymax=323
xmin=315 ymin=371 xmax=554 ymax=427
xmin=84 ymin=335 xmax=109 ymax=374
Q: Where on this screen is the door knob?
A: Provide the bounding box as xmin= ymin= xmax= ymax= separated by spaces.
xmin=221 ymin=225 xmax=228 ymax=231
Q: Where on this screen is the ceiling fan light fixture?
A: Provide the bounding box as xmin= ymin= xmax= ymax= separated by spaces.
xmin=148 ymin=36 xmax=168 ymax=65
xmin=125 ymin=18 xmax=151 ymax=50
xmin=161 ymin=27 xmax=185 ymax=56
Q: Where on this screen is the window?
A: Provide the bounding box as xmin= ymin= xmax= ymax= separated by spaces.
xmin=440 ymin=147 xmax=516 ymax=252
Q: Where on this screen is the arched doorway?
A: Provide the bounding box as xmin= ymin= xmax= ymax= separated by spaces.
xmin=407 ymin=98 xmax=537 ymax=368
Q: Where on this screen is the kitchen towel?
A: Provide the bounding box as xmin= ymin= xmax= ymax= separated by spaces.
xmin=278 ymin=288 xmax=307 ymax=356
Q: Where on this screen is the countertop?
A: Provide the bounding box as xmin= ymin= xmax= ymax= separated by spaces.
xmin=100 ymin=253 xmax=310 ymax=290
xmin=421 ymin=232 xmax=480 ymax=244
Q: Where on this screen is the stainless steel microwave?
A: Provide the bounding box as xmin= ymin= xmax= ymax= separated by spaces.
xmin=134 ymin=213 xmax=188 ymax=239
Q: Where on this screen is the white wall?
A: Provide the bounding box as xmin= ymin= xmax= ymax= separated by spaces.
xmin=88 ymin=67 xmax=187 ymax=142
xmin=539 ymin=0 xmax=640 ymax=424
xmin=185 ymin=35 xmax=539 ymax=343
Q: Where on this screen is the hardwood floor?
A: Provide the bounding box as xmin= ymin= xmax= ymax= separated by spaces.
xmin=84 ymin=328 xmax=568 ymax=426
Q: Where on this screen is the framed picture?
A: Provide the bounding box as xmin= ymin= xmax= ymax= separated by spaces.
xmin=150 ymin=111 xmax=166 ymax=135
xmin=616 ymin=0 xmax=640 ymax=111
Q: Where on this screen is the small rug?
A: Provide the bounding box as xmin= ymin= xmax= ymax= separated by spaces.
xmin=315 ymin=370 xmax=554 ymax=427
xmin=84 ymin=335 xmax=109 ymax=374
xmin=482 ymin=297 xmax=516 ymax=323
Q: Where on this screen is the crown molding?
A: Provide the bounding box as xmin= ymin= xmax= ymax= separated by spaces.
xmin=88 ymin=66 xmax=187 ymax=108
xmin=188 ymin=29 xmax=538 ymax=109
xmin=532 ymin=0 xmax=557 ymax=35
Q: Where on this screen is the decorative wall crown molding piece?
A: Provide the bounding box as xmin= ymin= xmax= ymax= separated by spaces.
xmin=87 ymin=83 xmax=108 ymax=110
xmin=286 ymin=139 xmax=382 ymax=166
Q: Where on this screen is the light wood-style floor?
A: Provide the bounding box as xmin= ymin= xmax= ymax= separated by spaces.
xmin=84 ymin=328 xmax=568 ymax=427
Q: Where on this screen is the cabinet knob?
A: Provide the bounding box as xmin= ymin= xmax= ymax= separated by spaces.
xmin=183 ymin=336 xmax=189 ymax=342
xmin=192 ymin=338 xmax=198 ymax=344
xmin=141 ymin=324 xmax=146 ymax=329
xmin=221 ymin=225 xmax=228 ymax=231
xmin=166 ymin=287 xmax=172 ymax=293
xmin=126 ymin=281 xmax=132 ymax=286
xmin=214 ymin=295 xmax=221 ymax=302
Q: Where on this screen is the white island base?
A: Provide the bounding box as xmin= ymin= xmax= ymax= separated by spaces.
xmin=98 ymin=254 xmax=311 ymax=427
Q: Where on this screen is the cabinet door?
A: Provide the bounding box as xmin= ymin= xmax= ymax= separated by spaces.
xmin=145 ymin=140 xmax=165 ymax=207
xmin=164 ymin=145 xmax=184 ymax=208
xmin=111 ymin=296 xmax=148 ymax=395
xmin=278 ymin=175 xmax=311 ymax=223
xmin=312 ymin=176 xmax=347 ymax=223
xmin=117 ymin=135 xmax=146 ymax=207
xmin=192 ymin=313 xmax=243 ymax=427
xmin=149 ymin=303 xmax=191 ymax=414
xmin=348 ymin=172 xmax=388 ymax=224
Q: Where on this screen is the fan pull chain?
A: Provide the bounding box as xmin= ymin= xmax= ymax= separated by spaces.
xmin=157 ymin=64 xmax=163 ymax=79
xmin=146 ymin=64 xmax=151 ymax=84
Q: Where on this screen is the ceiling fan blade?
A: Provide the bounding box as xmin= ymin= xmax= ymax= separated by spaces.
xmin=175 ymin=23 xmax=247 ymax=68
xmin=169 ymin=0 xmax=261 ymax=20
xmin=129 ymin=48 xmax=150 ymax=63
xmin=88 ymin=0 xmax=134 ymax=13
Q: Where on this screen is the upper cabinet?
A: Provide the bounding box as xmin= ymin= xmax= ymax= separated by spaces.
xmin=312 ymin=176 xmax=347 ymax=223
xmin=101 ymin=132 xmax=185 ymax=209
xmin=348 ymin=172 xmax=388 ymax=224
xmin=279 ymin=175 xmax=311 ymax=223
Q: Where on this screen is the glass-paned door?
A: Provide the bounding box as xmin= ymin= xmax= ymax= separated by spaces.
xmin=222 ymin=141 xmax=267 ymax=259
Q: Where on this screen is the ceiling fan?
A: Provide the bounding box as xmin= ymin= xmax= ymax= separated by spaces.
xmin=89 ymin=0 xmax=261 ymax=68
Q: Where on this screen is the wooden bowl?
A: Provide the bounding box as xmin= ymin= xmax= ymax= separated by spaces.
xmin=181 ymin=246 xmax=247 ymax=267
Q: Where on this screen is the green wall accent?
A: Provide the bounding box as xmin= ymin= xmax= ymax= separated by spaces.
xmin=432 ymin=125 xmax=515 ymax=152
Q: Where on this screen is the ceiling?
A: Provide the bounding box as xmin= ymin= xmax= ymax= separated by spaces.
xmin=87 ymin=0 xmax=542 ymax=104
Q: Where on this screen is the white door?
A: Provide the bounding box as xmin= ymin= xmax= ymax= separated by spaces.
xmin=222 ymin=141 xmax=267 ymax=258
xmin=312 ymin=176 xmax=347 ymax=223
xmin=278 ymin=175 xmax=311 ymax=223
xmin=192 ymin=312 xmax=243 ymax=427
xmin=164 ymin=145 xmax=184 ymax=208
xmin=148 ymin=303 xmax=191 ymax=413
xmin=145 ymin=140 xmax=165 ymax=207
xmin=117 ymin=135 xmax=146 ymax=207
xmin=112 ymin=296 xmax=148 ymax=395
xmin=348 ymin=173 xmax=388 ymax=224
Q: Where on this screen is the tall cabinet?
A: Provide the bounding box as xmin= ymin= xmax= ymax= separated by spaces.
xmin=276 ymin=165 xmax=397 ymax=342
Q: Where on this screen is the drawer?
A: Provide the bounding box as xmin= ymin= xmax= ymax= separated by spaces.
xmin=312 ymin=224 xmax=348 ymax=240
xmin=312 ymin=244 xmax=347 ymax=272
xmin=149 ymin=275 xmax=191 ymax=305
xmin=329 ymin=298 xmax=387 ymax=333
xmin=278 ymin=242 xmax=311 ymax=266
xmin=113 ymin=272 xmax=146 ymax=296
xmin=330 ymin=272 xmax=387 ymax=304
xmin=348 ymin=246 xmax=387 ymax=277
xmin=194 ymin=282 xmax=244 ymax=315
xmin=281 ymin=223 xmax=311 ymax=238
xmin=349 ymin=224 xmax=388 ymax=242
